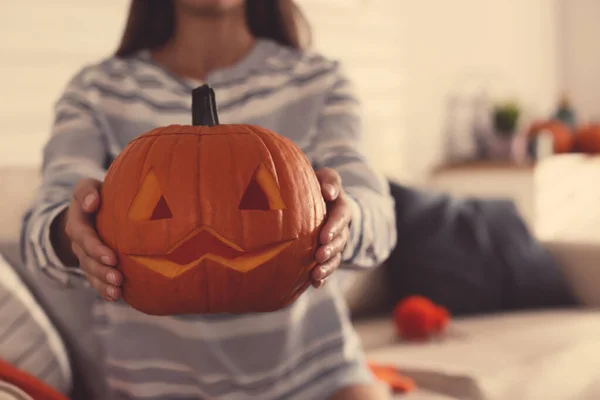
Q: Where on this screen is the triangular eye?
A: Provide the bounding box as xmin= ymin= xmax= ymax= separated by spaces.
xmin=150 ymin=195 xmax=173 ymax=220
xmin=239 ymin=163 xmax=286 ymax=211
xmin=128 ymin=169 xmax=173 ymax=221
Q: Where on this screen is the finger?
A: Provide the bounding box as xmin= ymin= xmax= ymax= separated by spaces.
xmin=316 ymin=168 xmax=342 ymax=201
xmin=66 ymin=207 xmax=117 ymax=266
xmin=87 ymin=273 xmax=121 ymax=302
xmin=312 ymin=253 xmax=342 ymax=287
xmin=86 ymin=272 xmax=121 ymax=302
xmin=313 ymin=279 xmax=326 ymax=289
xmin=73 ymin=179 xmax=102 ymax=213
xmin=73 ymin=242 xmax=122 ymax=287
xmin=80 ymin=229 xmax=117 ymax=266
xmin=315 ymin=226 xmax=350 ymax=264
xmin=72 ymin=243 xmax=122 ymax=301
xmin=320 ymin=196 xmax=352 ymax=244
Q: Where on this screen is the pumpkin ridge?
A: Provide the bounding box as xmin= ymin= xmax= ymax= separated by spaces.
xmin=282 ymin=138 xmax=317 ymax=303
xmin=284 ymin=136 xmax=324 ymax=300
xmin=194 ymin=132 xmax=209 ymax=312
xmin=241 ymin=128 xmax=284 ymax=309
xmin=127 ymin=128 xmax=252 ymax=146
xmin=138 ymin=135 xmax=162 ymax=254
xmin=225 ymin=133 xmax=242 ymax=310
xmin=99 ymin=140 xmax=133 ymax=251
xmin=107 ymin=142 xmax=128 ymax=255
xmin=242 ymin=126 xmax=281 ymax=186
xmin=164 ymin=133 xmax=182 ymax=247
xmin=242 ymin=126 xmax=286 ymax=306
xmin=118 ymin=137 xmax=156 ymax=255
xmin=194 ymin=134 xmax=202 ymax=239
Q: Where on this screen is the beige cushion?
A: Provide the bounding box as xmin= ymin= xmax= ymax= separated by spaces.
xmin=357 ymin=310 xmax=600 ymax=400
xmin=343 ymin=264 xmax=392 ymax=318
xmin=544 ymin=240 xmax=600 ymax=308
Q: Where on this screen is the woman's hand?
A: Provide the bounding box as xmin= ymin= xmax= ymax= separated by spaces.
xmin=54 ymin=178 xmax=122 ymax=301
xmin=311 ymin=168 xmax=352 ymax=288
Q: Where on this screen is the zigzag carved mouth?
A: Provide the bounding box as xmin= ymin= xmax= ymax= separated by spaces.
xmin=127 ymin=227 xmax=294 ymax=278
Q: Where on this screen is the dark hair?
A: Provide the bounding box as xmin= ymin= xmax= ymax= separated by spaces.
xmin=115 ymin=0 xmax=310 ymax=58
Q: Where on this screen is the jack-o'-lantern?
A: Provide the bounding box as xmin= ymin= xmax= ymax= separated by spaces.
xmin=575 ymin=123 xmax=600 ymax=154
xmin=96 ymin=85 xmax=326 ymax=315
xmin=527 ymin=119 xmax=574 ymax=154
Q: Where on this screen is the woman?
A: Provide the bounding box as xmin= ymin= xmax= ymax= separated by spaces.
xmin=22 ymin=0 xmax=397 ymax=398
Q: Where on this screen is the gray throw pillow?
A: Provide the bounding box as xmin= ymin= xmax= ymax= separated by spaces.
xmin=385 ymin=182 xmax=578 ymax=315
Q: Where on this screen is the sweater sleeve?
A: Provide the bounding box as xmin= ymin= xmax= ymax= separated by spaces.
xmin=21 ymin=71 xmax=108 ymax=287
xmin=309 ymin=64 xmax=397 ymax=268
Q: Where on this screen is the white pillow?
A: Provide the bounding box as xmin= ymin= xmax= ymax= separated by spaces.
xmin=0 ymin=254 xmax=71 ymax=395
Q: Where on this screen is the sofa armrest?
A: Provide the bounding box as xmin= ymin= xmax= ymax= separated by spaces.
xmin=543 ymin=240 xmax=600 ymax=308
xmin=342 ymin=264 xmax=394 ymax=319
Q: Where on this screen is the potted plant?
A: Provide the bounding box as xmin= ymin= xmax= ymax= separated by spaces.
xmin=493 ymin=101 xmax=521 ymax=138
xmin=486 ymin=101 xmax=522 ymax=160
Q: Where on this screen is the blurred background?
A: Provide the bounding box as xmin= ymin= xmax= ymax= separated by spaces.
xmin=0 ymin=0 xmax=599 ymax=238
xmin=1 ymin=3 xmax=600 ymax=399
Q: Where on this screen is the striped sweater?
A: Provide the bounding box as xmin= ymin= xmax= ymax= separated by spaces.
xmin=21 ymin=39 xmax=397 ymax=399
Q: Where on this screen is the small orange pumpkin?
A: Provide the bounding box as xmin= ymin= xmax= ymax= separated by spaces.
xmin=393 ymin=296 xmax=450 ymax=340
xmin=527 ymin=119 xmax=574 ymax=154
xmin=575 ymin=123 xmax=600 ymax=154
xmin=96 ymin=85 xmax=326 ymax=315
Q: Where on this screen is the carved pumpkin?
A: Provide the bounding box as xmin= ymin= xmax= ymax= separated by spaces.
xmin=96 ymin=85 xmax=326 ymax=315
xmin=527 ymin=119 xmax=574 ymax=154
xmin=575 ymin=123 xmax=600 ymax=154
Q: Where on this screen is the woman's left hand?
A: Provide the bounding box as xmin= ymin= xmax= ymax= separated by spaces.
xmin=311 ymin=168 xmax=352 ymax=288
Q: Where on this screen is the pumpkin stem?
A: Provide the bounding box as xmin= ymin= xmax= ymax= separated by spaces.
xmin=192 ymin=84 xmax=220 ymax=126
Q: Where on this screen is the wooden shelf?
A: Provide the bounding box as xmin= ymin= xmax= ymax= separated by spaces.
xmin=432 ymin=160 xmax=535 ymax=175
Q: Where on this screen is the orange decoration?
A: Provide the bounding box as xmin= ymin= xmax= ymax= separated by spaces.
xmin=0 ymin=358 xmax=68 ymax=400
xmin=393 ymin=296 xmax=450 ymax=340
xmin=527 ymin=119 xmax=574 ymax=154
xmin=96 ymin=85 xmax=326 ymax=315
xmin=368 ymin=362 xmax=416 ymax=394
xmin=575 ymin=123 xmax=600 ymax=154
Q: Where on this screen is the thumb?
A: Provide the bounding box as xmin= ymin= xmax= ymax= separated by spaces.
xmin=73 ymin=179 xmax=103 ymax=213
xmin=315 ymin=168 xmax=342 ymax=201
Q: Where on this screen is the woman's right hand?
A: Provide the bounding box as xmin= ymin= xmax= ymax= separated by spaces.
xmin=54 ymin=178 xmax=123 ymax=301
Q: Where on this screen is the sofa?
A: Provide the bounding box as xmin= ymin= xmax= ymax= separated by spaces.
xmin=2 ymin=165 xmax=600 ymax=400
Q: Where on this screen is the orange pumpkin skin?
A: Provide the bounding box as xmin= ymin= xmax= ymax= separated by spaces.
xmin=575 ymin=123 xmax=600 ymax=154
xmin=96 ymin=86 xmax=326 ymax=315
xmin=527 ymin=120 xmax=574 ymax=154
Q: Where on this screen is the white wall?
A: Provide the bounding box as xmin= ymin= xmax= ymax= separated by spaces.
xmin=398 ymin=0 xmax=561 ymax=180
xmin=297 ymin=0 xmax=407 ymax=182
xmin=0 ymin=0 xmax=128 ymax=166
xmin=0 ymin=0 xmax=562 ymax=183
xmin=302 ymin=0 xmax=561 ymax=181
xmin=559 ymin=0 xmax=600 ymax=123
